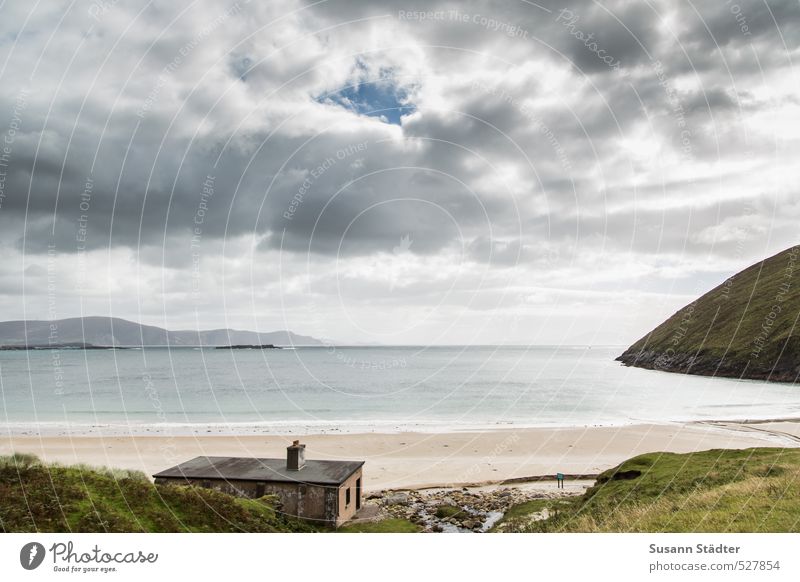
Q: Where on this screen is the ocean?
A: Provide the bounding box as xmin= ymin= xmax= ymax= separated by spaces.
xmin=1 ymin=346 xmax=798 ymax=435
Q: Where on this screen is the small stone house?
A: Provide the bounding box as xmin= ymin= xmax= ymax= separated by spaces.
xmin=152 ymin=441 xmax=364 ymax=527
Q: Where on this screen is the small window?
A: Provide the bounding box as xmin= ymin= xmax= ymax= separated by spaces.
xmin=345 ymin=487 xmax=351 ymax=505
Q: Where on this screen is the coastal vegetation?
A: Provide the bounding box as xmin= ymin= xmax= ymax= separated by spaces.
xmin=434 ymin=503 xmax=464 ymax=519
xmin=337 ymin=518 xmax=421 ymax=533
xmin=499 ymin=448 xmax=800 ymax=532
xmin=0 ymin=453 xmax=316 ymax=533
xmin=5 ymin=448 xmax=799 ymax=533
xmin=617 ymin=246 xmax=800 ymax=381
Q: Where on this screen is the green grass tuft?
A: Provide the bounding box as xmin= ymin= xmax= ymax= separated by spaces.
xmin=337 ymin=518 xmax=421 ymax=533
xmin=501 ymin=448 xmax=800 ymax=533
xmin=490 ymin=498 xmax=555 ymax=531
xmin=0 ymin=452 xmax=41 ymax=469
xmin=434 ymin=504 xmax=463 ymax=519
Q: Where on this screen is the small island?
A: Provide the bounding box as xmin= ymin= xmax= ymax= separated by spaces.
xmin=214 ymin=344 xmax=282 ymax=350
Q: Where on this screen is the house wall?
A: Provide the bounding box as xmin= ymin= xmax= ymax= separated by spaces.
xmin=154 ymin=476 xmax=350 ymax=527
xmin=335 ymin=467 xmax=363 ymax=526
xmin=261 ymin=480 xmax=334 ymax=526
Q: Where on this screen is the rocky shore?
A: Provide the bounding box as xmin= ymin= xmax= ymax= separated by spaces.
xmin=615 ymin=348 xmax=800 ymax=382
xmin=363 ymin=485 xmax=584 ymax=533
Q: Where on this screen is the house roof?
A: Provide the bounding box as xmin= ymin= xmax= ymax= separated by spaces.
xmin=152 ymin=456 xmax=364 ymax=486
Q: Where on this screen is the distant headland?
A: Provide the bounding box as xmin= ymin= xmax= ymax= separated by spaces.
xmin=0 ymin=342 xmax=123 ymax=351
xmin=0 ymin=316 xmax=322 ymax=348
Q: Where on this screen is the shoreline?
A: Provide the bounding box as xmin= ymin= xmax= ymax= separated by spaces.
xmin=3 ymin=414 xmax=800 ymax=438
xmin=3 ymin=419 xmax=799 ymax=490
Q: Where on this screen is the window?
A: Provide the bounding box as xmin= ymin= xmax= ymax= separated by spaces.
xmin=345 ymin=487 xmax=351 ymax=506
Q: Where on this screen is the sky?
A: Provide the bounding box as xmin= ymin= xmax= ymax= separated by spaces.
xmin=0 ymin=0 xmax=798 ymax=345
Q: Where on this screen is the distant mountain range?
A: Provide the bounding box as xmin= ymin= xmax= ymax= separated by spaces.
xmin=617 ymin=246 xmax=800 ymax=382
xmin=0 ymin=317 xmax=323 ymax=347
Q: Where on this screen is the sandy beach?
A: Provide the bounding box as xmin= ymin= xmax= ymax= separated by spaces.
xmin=3 ymin=420 xmax=799 ymax=490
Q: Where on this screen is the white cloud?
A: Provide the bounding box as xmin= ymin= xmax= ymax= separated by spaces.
xmin=0 ymin=0 xmax=798 ymax=344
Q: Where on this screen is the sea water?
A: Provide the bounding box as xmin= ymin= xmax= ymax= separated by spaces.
xmin=1 ymin=346 xmax=798 ymax=435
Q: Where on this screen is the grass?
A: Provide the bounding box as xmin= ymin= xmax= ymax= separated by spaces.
xmin=489 ymin=498 xmax=556 ymax=532
xmin=500 ymin=448 xmax=800 ymax=533
xmin=0 ymin=454 xmax=317 ymax=533
xmin=434 ymin=503 xmax=463 ymax=519
xmin=337 ymin=518 xmax=421 ymax=533
xmin=617 ymin=245 xmax=800 ymax=380
xmin=8 ymin=448 xmax=798 ymax=534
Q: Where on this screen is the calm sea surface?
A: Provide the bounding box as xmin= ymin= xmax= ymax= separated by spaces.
xmin=1 ymin=346 xmax=798 ymax=435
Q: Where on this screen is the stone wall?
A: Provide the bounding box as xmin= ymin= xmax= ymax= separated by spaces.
xmin=155 ymin=476 xmax=343 ymax=526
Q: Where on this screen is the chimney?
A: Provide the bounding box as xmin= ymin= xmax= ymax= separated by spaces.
xmin=286 ymin=440 xmax=306 ymax=471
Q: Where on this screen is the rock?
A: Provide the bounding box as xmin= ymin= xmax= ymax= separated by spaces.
xmin=385 ymin=492 xmax=409 ymax=505
xmin=388 ymin=483 xmax=579 ymax=533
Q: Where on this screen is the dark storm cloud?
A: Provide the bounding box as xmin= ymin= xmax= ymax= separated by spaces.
xmin=0 ymin=0 xmax=796 ymax=276
xmin=258 ymin=134 xmax=511 ymax=256
xmin=684 ymin=0 xmax=800 ymax=49
xmin=681 ymin=86 xmax=736 ymax=115
xmin=648 ymin=0 xmax=800 ymax=77
xmin=549 ymin=2 xmax=659 ymax=74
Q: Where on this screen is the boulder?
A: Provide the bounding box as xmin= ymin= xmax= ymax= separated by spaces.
xmin=385 ymin=492 xmax=409 ymax=505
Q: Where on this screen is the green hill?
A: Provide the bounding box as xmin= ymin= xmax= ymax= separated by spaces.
xmin=497 ymin=448 xmax=800 ymax=532
xmin=0 ymin=454 xmax=317 ymax=533
xmin=617 ymin=246 xmax=800 ymax=381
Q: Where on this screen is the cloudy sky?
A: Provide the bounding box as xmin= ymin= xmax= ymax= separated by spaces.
xmin=0 ymin=0 xmax=798 ymax=345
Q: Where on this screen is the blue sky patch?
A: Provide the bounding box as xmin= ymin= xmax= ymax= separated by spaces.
xmin=317 ymin=63 xmax=416 ymax=125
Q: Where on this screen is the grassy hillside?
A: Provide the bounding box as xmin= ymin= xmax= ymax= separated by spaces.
xmin=0 ymin=454 xmax=317 ymax=533
xmin=497 ymin=448 xmax=800 ymax=532
xmin=617 ymin=246 xmax=800 ymax=381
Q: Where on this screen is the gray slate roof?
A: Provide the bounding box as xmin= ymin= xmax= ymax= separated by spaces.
xmin=153 ymin=456 xmax=364 ymax=486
